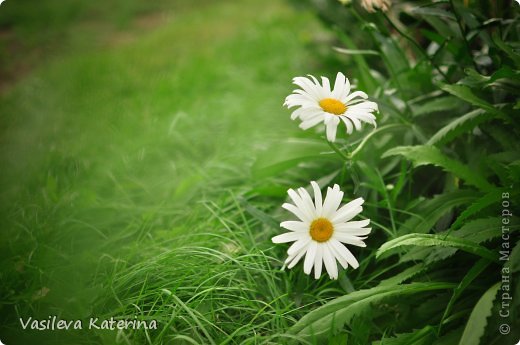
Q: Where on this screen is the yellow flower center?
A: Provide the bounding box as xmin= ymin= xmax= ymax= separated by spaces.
xmin=319 ymin=98 xmax=346 ymax=115
xmin=309 ymin=218 xmax=334 ymax=242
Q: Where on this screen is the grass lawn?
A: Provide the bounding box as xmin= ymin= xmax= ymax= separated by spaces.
xmin=0 ymin=1 xmax=341 ymax=343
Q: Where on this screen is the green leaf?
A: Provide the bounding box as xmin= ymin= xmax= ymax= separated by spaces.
xmin=252 ymin=139 xmax=330 ymax=178
xmin=411 ymin=96 xmax=464 ymax=118
xmin=378 ymin=264 xmax=427 ymax=286
xmin=508 ymin=240 xmax=520 ymax=273
xmin=398 ymin=190 xmax=479 ymax=235
xmin=376 ymin=233 xmax=499 ymax=261
xmin=237 ymin=197 xmax=279 ymax=229
xmin=491 ymin=32 xmax=520 ymax=68
xmin=459 ymin=66 xmax=520 ymax=88
xmin=450 ymin=190 xmax=502 ymax=230
xmin=335 ymin=30 xmax=379 ymax=93
xmin=427 ymin=109 xmax=493 ymax=146
xmin=399 ymin=218 xmax=513 ymax=265
xmin=458 ymin=282 xmax=500 ymax=345
xmin=372 ymin=31 xmax=410 ymax=75
xmin=439 ymin=258 xmax=491 ymax=331
xmin=288 ymin=283 xmax=454 ymax=341
xmin=374 ymin=326 xmax=437 ymax=345
xmin=451 ymin=216 xmax=518 ymax=244
xmin=382 ymin=145 xmax=494 ymax=191
xmin=412 ymin=6 xmax=456 ymax=21
xmin=440 ymin=84 xmax=507 ymax=120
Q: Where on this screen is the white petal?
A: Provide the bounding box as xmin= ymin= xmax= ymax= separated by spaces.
xmin=328 ymin=241 xmax=349 ymax=269
xmin=349 ymin=101 xmax=378 ymax=111
xmin=332 ymin=72 xmax=350 ymax=100
xmin=323 ymin=245 xmax=338 ymax=279
xmin=287 ymin=237 xmax=311 ymax=256
xmin=314 ymin=244 xmax=323 ymax=279
xmin=293 ymin=77 xmax=321 ymax=100
xmin=280 ymin=221 xmax=308 ymax=232
xmin=333 ymin=232 xmax=367 ymax=247
xmin=321 ymin=76 xmax=331 ymax=94
xmin=308 ymin=74 xmax=326 ymax=99
xmin=299 ymin=109 xmax=324 ymax=121
xmin=344 ymin=90 xmax=368 ymax=104
xmin=348 ymin=116 xmax=362 ymax=131
xmin=322 ymin=184 xmax=344 ymax=218
xmin=346 ymin=111 xmax=377 ymax=125
xmin=332 ymin=197 xmax=364 ymax=223
xmin=335 ymin=226 xmax=371 ymax=236
xmin=303 ymin=241 xmax=318 ymax=274
xmin=299 ymin=114 xmax=325 ymax=130
xmin=310 ymin=181 xmax=323 ymax=217
xmin=272 ymin=232 xmax=302 ymax=243
xmin=282 ymin=203 xmax=310 ymax=222
xmin=339 ymin=219 xmax=370 ymax=228
xmin=325 ymin=120 xmax=338 ymax=142
xmin=286 ymin=244 xmax=308 ymax=269
xmin=330 ymin=239 xmax=359 ymax=269
xmin=287 ymin=189 xmax=314 ymax=221
xmin=296 ymin=188 xmax=317 ymax=219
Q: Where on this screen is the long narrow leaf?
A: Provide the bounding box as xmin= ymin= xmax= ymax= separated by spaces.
xmin=288 ymin=283 xmax=454 ymax=341
xmin=376 ymin=233 xmax=499 ymax=261
xmin=383 ymin=145 xmax=494 ymax=191
xmin=458 ymin=282 xmax=500 ymax=345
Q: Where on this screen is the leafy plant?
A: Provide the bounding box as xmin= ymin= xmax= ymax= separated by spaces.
xmin=266 ymin=0 xmax=520 ymax=343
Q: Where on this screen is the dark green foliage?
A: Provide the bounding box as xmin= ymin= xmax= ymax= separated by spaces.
xmin=273 ymin=0 xmax=520 ymax=344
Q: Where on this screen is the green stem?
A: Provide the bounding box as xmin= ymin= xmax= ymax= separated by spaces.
xmin=327 ymin=140 xmax=351 ymax=162
xmin=328 ymin=141 xmax=362 ymax=192
xmin=350 ymin=124 xmax=404 ymax=159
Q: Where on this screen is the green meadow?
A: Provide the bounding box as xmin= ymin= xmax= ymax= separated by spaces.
xmin=0 ymin=1 xmax=340 ymax=343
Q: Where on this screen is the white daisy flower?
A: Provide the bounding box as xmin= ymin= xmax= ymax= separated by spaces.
xmin=272 ymin=181 xmax=371 ymax=280
xmin=284 ymin=72 xmax=378 ymax=142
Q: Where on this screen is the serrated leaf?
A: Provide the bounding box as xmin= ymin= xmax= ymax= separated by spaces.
xmin=374 ymin=325 xmax=437 ymax=345
xmin=399 ymin=217 xmax=512 ymax=265
xmin=411 ymin=96 xmax=463 ymax=117
xmin=491 ymin=32 xmax=520 ymax=67
xmin=458 ymin=282 xmax=500 ymax=345
xmin=508 ymin=240 xmax=520 ymax=273
xmin=378 ymin=264 xmax=427 ymax=286
xmin=427 ymin=109 xmax=493 ymax=146
xmin=451 ymin=217 xmax=518 ymax=244
xmin=376 ymin=233 xmax=499 ymax=261
xmin=451 ymin=191 xmax=502 ymax=229
xmin=398 ymin=190 xmax=479 ymax=235
xmin=439 ymin=258 xmax=491 ymax=331
xmin=440 ymin=84 xmax=507 ymax=120
xmin=288 ymin=283 xmax=454 ymax=341
xmin=383 ymin=145 xmax=494 ymax=191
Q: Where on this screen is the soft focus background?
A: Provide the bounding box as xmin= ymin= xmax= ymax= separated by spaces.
xmin=0 ymin=1 xmax=340 ymax=344
xmin=1 ymin=0 xmax=519 ymax=344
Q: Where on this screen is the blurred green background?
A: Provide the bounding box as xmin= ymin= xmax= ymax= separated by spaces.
xmin=0 ymin=1 xmax=338 ymax=344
